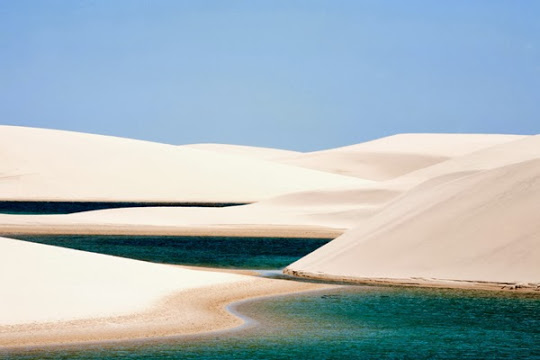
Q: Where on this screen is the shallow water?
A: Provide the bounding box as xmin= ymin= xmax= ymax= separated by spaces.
xmin=10 ymin=235 xmax=330 ymax=269
xmin=5 ymin=286 xmax=539 ymax=359
xmin=5 ymin=235 xmax=539 ymax=359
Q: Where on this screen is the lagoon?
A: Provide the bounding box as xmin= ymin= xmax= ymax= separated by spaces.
xmin=6 ymin=286 xmax=539 ymax=359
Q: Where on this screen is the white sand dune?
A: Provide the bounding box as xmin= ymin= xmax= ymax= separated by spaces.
xmin=183 ymin=143 xmax=300 ymax=160
xmin=0 ymin=126 xmax=369 ymax=203
xmin=277 ymin=134 xmax=524 ymax=180
xmin=0 ymin=185 xmax=401 ymax=237
xmin=286 ymin=155 xmax=540 ymax=285
xmin=0 ymin=235 xmax=245 ymax=325
xmin=5 ymin=126 xmax=539 ymax=348
xmin=391 ymin=134 xmax=540 ymax=189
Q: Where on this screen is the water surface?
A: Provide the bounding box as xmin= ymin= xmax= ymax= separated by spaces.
xmin=5 ymin=286 xmax=539 ymax=359
xmin=11 ymin=235 xmax=330 ymax=269
xmin=0 ymin=201 xmax=246 ymax=215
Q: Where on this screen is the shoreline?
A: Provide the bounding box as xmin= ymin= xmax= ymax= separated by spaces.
xmin=0 ymin=275 xmax=335 ymax=350
xmin=283 ymin=268 xmax=540 ymax=294
xmin=0 ymin=224 xmax=343 ymax=239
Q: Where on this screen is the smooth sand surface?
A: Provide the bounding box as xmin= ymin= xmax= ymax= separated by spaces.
xmin=286 ymin=155 xmax=540 ymax=288
xmin=0 ymin=125 xmax=369 ymax=203
xmin=0 ymin=186 xmax=399 ymax=236
xmin=0 ymin=236 xmax=245 ymax=325
xmin=276 ymin=134 xmax=524 ymax=180
xmin=0 ymin=236 xmax=332 ymax=348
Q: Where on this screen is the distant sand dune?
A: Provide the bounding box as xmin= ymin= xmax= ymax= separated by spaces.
xmin=182 ymin=143 xmax=300 ymax=160
xmin=277 ymin=134 xmax=524 ymax=180
xmin=0 ymin=126 xmax=369 ymax=203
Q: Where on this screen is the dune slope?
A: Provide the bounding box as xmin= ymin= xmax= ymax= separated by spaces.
xmin=286 ymin=156 xmax=540 ymax=286
xmin=0 ymin=126 xmax=370 ymax=203
xmin=278 ymin=134 xmax=524 ymax=180
xmin=0 ymin=236 xmax=247 ymax=325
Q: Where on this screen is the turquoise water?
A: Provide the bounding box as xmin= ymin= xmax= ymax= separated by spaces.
xmin=5 ymin=235 xmax=539 ymax=358
xmin=10 ymin=235 xmax=330 ymax=269
xmin=4 ymin=286 xmax=539 ymax=359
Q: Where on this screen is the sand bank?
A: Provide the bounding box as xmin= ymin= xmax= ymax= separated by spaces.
xmin=0 ymin=222 xmax=343 ymax=239
xmin=0 ymin=236 xmax=333 ymax=349
xmin=0 ymin=276 xmax=331 ymax=349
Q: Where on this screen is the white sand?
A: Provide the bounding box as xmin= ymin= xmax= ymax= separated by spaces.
xmin=276 ymin=134 xmax=523 ymax=180
xmin=0 ymin=238 xmax=331 ymax=348
xmin=0 ymin=236 xmax=247 ymax=325
xmin=1 ymin=127 xmax=539 ymax=347
xmin=0 ymin=185 xmax=400 ymax=236
xmin=286 ymin=141 xmax=540 ymax=286
xmin=0 ymin=125 xmax=369 ymax=203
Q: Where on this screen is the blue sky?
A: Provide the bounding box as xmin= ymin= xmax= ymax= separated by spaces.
xmin=1 ymin=1 xmax=538 ymax=151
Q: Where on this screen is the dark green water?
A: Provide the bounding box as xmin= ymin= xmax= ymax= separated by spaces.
xmin=0 ymin=201 xmax=245 ymax=215
xmin=10 ymin=235 xmax=330 ymax=269
xmin=4 ymin=287 xmax=539 ymax=359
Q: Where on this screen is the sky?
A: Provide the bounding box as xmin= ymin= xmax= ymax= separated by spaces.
xmin=0 ymin=1 xmax=538 ymax=151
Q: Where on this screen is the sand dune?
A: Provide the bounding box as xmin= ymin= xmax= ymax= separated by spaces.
xmin=277 ymin=134 xmax=524 ymax=180
xmin=0 ymin=126 xmax=369 ymax=203
xmin=2 ymin=127 xmax=539 ymax=348
xmin=286 ymin=156 xmax=540 ymax=286
xmin=391 ymin=134 xmax=540 ymax=189
xmin=0 ymin=236 xmax=246 ymax=325
xmin=0 ymin=185 xmax=401 ymax=237
xmin=0 ymin=236 xmax=330 ymax=347
xmin=183 ymin=143 xmax=300 ymax=160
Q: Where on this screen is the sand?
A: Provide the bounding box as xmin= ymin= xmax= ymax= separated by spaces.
xmin=2 ymin=126 xmax=539 ymax=348
xmin=285 ymin=139 xmax=540 ymax=289
xmin=276 ymin=134 xmax=524 ymax=180
xmin=0 ymin=125 xmax=370 ymax=203
xmin=0 ymin=236 xmax=332 ymax=348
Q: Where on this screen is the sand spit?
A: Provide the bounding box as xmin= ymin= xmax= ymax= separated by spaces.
xmin=0 ymin=236 xmax=332 ymax=348
xmin=0 ymin=125 xmax=369 ymax=203
xmin=0 ymin=186 xmax=402 ymax=237
xmin=0 ymin=184 xmax=405 ymax=237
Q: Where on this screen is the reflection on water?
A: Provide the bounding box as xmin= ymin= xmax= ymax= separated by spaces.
xmin=5 ymin=286 xmax=539 ymax=359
